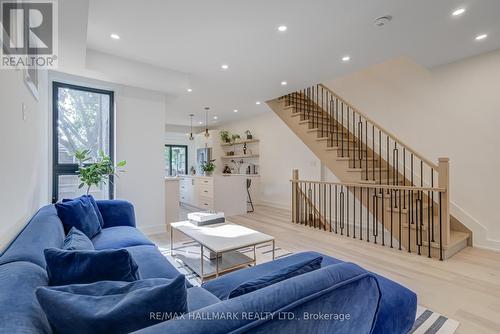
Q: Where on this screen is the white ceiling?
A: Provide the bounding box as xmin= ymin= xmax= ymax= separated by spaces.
xmin=87 ymin=0 xmax=500 ymax=126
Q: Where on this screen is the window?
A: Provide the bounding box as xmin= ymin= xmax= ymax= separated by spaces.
xmin=52 ymin=82 xmax=114 ymax=202
xmin=165 ymin=145 xmax=187 ymax=176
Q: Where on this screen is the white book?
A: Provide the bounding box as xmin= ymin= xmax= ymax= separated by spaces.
xmin=188 ymin=211 xmax=225 ymax=223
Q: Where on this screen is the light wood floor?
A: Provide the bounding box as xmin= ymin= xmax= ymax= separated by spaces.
xmin=151 ymin=205 xmax=500 ymax=334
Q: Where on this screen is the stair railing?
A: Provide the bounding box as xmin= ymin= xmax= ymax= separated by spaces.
xmin=291 ymin=169 xmax=447 ymax=260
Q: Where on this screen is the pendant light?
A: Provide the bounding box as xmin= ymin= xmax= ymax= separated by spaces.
xmin=204 ymin=107 xmax=210 ymax=138
xmin=188 ymin=114 xmax=194 ymax=141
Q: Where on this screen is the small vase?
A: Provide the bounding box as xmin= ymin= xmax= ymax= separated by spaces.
xmin=204 ymin=171 xmax=212 ymax=177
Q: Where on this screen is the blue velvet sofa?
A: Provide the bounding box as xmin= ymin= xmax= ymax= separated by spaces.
xmin=0 ymin=200 xmax=416 ymax=334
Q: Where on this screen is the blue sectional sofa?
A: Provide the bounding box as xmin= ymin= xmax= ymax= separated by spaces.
xmin=0 ymin=200 xmax=417 ymax=334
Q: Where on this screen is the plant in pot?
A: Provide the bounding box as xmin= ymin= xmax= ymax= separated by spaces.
xmin=74 ymin=149 xmax=127 ymax=195
xmin=201 ymin=159 xmax=216 ymax=176
xmin=244 ymin=130 xmax=253 ymax=140
xmin=231 ymin=133 xmax=241 ymax=143
xmin=220 ymin=130 xmax=231 ymax=143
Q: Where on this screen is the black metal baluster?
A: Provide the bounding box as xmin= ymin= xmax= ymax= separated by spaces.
xmin=329 ymin=184 xmax=332 ymax=232
xmin=341 ymin=102 xmax=344 ymax=157
xmin=313 ymin=183 xmax=317 ymax=229
xmin=323 ymin=183 xmax=327 ymax=231
xmin=373 ymin=189 xmax=378 ymax=244
xmin=381 ymin=188 xmax=385 ymax=246
xmin=334 ymin=185 xmax=338 ymax=233
xmin=365 ymin=120 xmax=368 ymax=180
xmin=372 ymin=125 xmax=375 ymax=181
xmin=431 ymin=169 xmax=435 ymax=242
xmin=360 ymin=187 xmax=363 ymax=241
xmin=352 ymin=110 xmax=356 ymax=168
xmin=386 ymin=137 xmax=390 ymax=188
xmin=353 ymin=186 xmax=356 ymax=239
xmin=358 ymin=117 xmax=363 ymax=168
xmin=403 ymin=148 xmax=406 ymax=208
xmin=336 ymin=99 xmax=339 ymax=147
xmin=340 ymin=187 xmax=344 ymax=235
xmin=407 ymin=189 xmax=411 ymax=253
xmin=346 ymin=186 xmax=350 ymax=237
xmin=379 ymin=130 xmax=382 ymax=185
xmin=366 ymin=185 xmax=370 ymax=242
xmin=347 ymin=106 xmax=350 ymax=160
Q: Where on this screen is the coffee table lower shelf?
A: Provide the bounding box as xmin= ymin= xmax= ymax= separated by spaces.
xmin=175 ymin=251 xmax=254 ymax=281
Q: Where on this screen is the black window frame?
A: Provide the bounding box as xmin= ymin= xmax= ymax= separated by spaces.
xmin=165 ymin=144 xmax=188 ymax=176
xmin=52 ymin=81 xmax=115 ymax=203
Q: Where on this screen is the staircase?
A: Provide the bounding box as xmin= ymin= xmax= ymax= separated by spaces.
xmin=267 ymin=84 xmax=470 ymax=260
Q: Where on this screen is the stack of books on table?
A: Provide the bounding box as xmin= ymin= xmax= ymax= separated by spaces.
xmin=188 ymin=211 xmax=225 ymax=226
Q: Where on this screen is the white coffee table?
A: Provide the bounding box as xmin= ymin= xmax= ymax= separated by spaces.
xmin=170 ymin=221 xmax=275 ymax=282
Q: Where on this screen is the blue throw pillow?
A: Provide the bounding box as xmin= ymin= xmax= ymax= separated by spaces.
xmin=228 ymin=256 xmax=323 ymax=298
xmin=36 ymin=276 xmax=188 ymax=334
xmin=63 ymin=195 xmax=105 ymax=227
xmin=56 ymin=196 xmax=101 ymax=238
xmin=63 ymin=227 xmax=95 ymax=251
xmin=44 ymin=248 xmax=140 ymax=286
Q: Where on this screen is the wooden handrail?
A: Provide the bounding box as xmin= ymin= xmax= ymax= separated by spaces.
xmin=318 ymin=83 xmax=439 ymax=170
xmin=290 ymin=179 xmax=445 ymax=192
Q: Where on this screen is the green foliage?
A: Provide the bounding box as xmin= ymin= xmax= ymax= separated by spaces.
xmin=201 ymin=159 xmax=216 ymax=173
xmin=74 ymin=149 xmax=126 ymax=195
xmin=231 ymin=134 xmax=240 ymax=142
xmin=219 ymin=130 xmax=231 ymax=142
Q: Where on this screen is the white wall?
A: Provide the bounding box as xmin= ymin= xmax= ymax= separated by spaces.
xmin=0 ymin=69 xmax=49 ymax=252
xmin=218 ymin=112 xmax=322 ymax=209
xmin=324 ymin=50 xmax=500 ymax=250
xmin=115 ymin=87 xmax=166 ymax=234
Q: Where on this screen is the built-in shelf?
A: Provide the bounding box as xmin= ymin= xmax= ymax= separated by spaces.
xmin=221 ymin=139 xmax=260 ymax=147
xmin=221 ymin=154 xmax=259 ymax=159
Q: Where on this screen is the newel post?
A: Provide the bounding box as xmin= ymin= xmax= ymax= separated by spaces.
xmin=438 ymin=158 xmax=450 ymax=246
xmin=292 ymin=169 xmax=299 ymax=223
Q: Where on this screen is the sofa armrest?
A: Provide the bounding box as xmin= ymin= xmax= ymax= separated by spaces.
xmin=96 ymin=200 xmax=136 ymax=228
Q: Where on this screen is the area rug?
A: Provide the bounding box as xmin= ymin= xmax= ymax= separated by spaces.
xmin=159 ymin=244 xmax=459 ymax=333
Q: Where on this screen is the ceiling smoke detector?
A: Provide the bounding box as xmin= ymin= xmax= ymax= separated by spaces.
xmin=374 ymin=16 xmax=392 ymax=27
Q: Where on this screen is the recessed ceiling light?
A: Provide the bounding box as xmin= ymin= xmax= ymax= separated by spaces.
xmin=233 ymin=109 xmax=238 ymax=113
xmin=475 ymin=34 xmax=488 ymax=41
xmin=452 ymin=8 xmax=466 ymax=16
xmin=110 ymin=33 xmax=120 ymax=40
xmin=221 ymin=64 xmax=229 ymax=70
xmin=278 ymin=25 xmax=287 ymax=32
xmin=199 ymin=121 xmax=203 ymax=125
xmin=255 ymin=101 xmax=261 ymax=105
xmin=342 ymin=56 xmax=351 ymax=62
xmin=187 ymin=88 xmax=192 ymax=92
xmin=213 ymin=116 xmax=218 ymax=120
xmin=281 ymin=81 xmax=287 ymax=86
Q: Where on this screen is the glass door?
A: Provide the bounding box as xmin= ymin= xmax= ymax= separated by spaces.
xmin=165 ymin=145 xmax=188 ymax=176
xmin=52 ymin=82 xmax=114 ymax=202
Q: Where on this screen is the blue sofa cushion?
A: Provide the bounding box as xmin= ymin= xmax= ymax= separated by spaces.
xmin=320 ymin=253 xmax=417 ymax=334
xmin=187 ymin=287 xmax=221 ymax=312
xmin=44 ymin=248 xmax=140 ymax=286
xmin=125 ymin=245 xmax=181 ymax=279
xmin=203 ymin=251 xmax=338 ymax=300
xmin=133 ymin=263 xmax=381 ymax=334
xmin=228 ymin=255 xmax=323 ymax=299
xmin=96 ymin=200 xmax=136 ymax=228
xmin=36 ymin=276 xmax=188 ymax=334
xmin=63 ymin=195 xmax=104 ymax=227
xmin=92 ymin=226 xmax=154 ymax=250
xmin=0 ymin=261 xmax=52 ymax=334
xmin=0 ymin=205 xmax=65 ymax=268
xmin=63 ymin=227 xmax=95 ymax=251
xmin=55 ymin=196 xmax=101 ymax=239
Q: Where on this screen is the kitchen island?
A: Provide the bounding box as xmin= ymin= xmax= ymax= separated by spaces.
xmin=179 ymin=174 xmax=253 ymax=216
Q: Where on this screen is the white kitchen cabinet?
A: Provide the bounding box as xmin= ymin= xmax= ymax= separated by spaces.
xmin=178 ymin=175 xmax=247 ymax=216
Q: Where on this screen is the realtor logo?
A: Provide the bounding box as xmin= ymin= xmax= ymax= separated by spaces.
xmin=0 ymin=0 xmax=58 ymax=68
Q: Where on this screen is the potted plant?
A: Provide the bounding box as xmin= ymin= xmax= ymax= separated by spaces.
xmin=74 ymin=149 xmax=126 ymax=195
xmin=231 ymin=133 xmax=241 ymax=143
xmin=220 ymin=130 xmax=231 ymax=143
xmin=201 ymin=159 xmax=216 ymax=176
xmin=244 ymin=130 xmax=253 ymax=140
